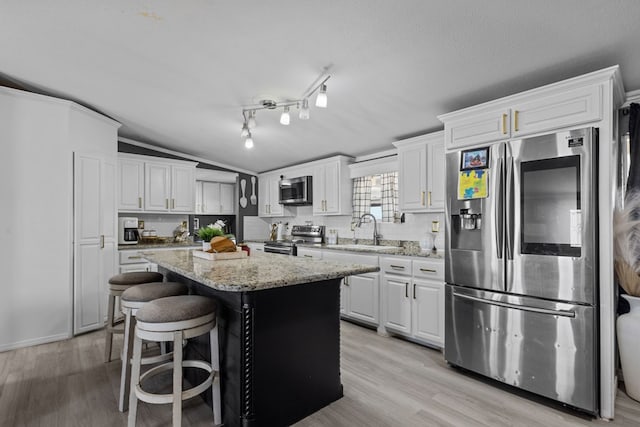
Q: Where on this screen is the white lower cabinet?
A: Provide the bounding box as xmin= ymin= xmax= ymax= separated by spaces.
xmin=382 ymin=257 xmax=444 ymax=348
xmin=245 ymin=242 xmax=264 ymax=254
xmin=321 ymin=250 xmax=379 ymax=327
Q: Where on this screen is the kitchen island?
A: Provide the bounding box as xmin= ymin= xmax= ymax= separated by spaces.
xmin=142 ymin=249 xmax=378 ymax=427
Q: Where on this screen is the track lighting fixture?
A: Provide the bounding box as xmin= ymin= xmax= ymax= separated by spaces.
xmin=299 ymin=98 xmax=310 ymax=120
xmin=239 ymin=70 xmax=331 ymax=148
xmin=315 ymin=84 xmax=328 ymax=108
xmin=280 ymin=106 xmax=290 ymax=125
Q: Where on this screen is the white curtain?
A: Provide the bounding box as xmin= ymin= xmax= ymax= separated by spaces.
xmin=352 ymin=177 xmax=372 ymax=223
xmin=380 ymin=172 xmax=398 ymax=222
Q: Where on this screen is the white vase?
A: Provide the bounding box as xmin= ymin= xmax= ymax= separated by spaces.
xmin=202 ymin=241 xmax=210 ymax=251
xmin=618 ymin=294 xmax=640 ymax=402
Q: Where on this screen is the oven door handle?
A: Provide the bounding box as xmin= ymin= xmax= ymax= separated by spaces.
xmin=453 ymin=291 xmax=576 ymax=318
xmin=264 ymin=246 xmax=294 ymax=255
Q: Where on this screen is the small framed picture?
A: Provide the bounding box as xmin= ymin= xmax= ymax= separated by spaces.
xmin=460 ymin=147 xmax=489 ymax=170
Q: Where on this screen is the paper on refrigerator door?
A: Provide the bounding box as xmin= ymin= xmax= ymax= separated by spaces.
xmin=570 ymin=209 xmax=582 ymax=247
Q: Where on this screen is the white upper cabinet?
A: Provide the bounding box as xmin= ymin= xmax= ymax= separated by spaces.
xmin=312 ymin=156 xmax=352 ymax=216
xmin=393 ymin=131 xmax=445 ymax=212
xmin=170 ymin=164 xmax=195 ymax=213
xmin=258 ymin=173 xmax=286 ymax=217
xmin=118 ymin=158 xmax=144 ymax=211
xmin=197 ymin=181 xmax=235 ymax=214
xmin=144 ymin=162 xmax=171 ymax=211
xmin=439 ymin=75 xmax=606 ymax=150
xmin=118 ymin=154 xmax=197 ymax=213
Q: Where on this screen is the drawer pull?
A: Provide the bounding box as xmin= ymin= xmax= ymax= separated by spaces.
xmin=420 ymin=268 xmax=436 ymax=273
xmin=390 ymin=265 xmax=405 ymax=270
xmin=128 ymin=256 xmax=142 ymax=259
xmin=304 ymin=254 xmax=313 ymax=258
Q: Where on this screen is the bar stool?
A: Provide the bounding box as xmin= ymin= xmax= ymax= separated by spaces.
xmin=128 ymin=295 xmax=221 ymax=427
xmin=105 ymin=271 xmax=164 ymax=363
xmin=119 ymin=281 xmax=189 ymax=412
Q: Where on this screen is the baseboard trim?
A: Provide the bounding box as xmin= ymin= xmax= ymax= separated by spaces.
xmin=0 ymin=332 xmax=71 ymax=352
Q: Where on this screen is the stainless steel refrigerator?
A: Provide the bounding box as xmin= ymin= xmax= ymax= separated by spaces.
xmin=444 ymin=127 xmax=599 ymax=414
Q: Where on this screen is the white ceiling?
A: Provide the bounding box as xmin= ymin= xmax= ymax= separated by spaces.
xmin=2 ymin=1 xmax=640 ymax=174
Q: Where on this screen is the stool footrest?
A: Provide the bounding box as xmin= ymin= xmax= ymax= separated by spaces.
xmin=135 ymin=360 xmax=215 ymax=404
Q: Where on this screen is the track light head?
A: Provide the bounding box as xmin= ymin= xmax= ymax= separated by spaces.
xmin=299 ymin=99 xmax=310 ymax=120
xmin=245 ymin=132 xmax=254 ymax=149
xmin=315 ymin=84 xmax=327 ymax=108
xmin=240 ymin=122 xmax=249 ymax=137
xmin=247 ymin=111 xmax=257 ymax=129
xmin=280 ymin=106 xmax=291 ymax=125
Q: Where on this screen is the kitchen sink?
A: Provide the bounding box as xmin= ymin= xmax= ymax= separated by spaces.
xmin=327 ymin=244 xmax=402 ymax=252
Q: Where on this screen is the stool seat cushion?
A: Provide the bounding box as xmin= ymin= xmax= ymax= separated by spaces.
xmin=109 ymin=271 xmax=163 ymax=285
xmin=121 ymin=282 xmax=189 ymax=303
xmin=136 ymin=295 xmax=216 ymax=324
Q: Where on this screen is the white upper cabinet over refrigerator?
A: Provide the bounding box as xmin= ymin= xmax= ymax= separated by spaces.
xmin=393 ymin=131 xmax=445 ymax=212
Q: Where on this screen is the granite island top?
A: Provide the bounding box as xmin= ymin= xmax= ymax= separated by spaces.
xmin=142 ymin=249 xmax=379 ymax=292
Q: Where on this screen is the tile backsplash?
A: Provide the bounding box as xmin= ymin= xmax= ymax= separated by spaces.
xmin=123 ymin=214 xmax=189 ymax=237
xmin=245 ymin=206 xmax=445 ymax=250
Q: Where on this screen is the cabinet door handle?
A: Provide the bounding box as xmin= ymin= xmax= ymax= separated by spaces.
xmin=100 ymin=235 xmax=105 ymax=249
xmin=421 ymin=191 xmax=425 ymax=206
xmin=165 ymin=199 xmax=169 ymax=209
xmin=514 ymin=110 xmax=519 ymax=132
xmin=413 ymin=283 xmax=416 ymax=299
xmin=345 ymin=277 xmax=350 ymax=286
xmin=405 ymin=282 xmax=408 ymax=298
xmin=390 ymin=265 xmax=405 ymax=270
xmin=420 ymin=268 xmax=436 ymax=273
xmin=172 ymin=199 xmax=175 ymax=209
xmin=138 ymin=197 xmax=142 ymax=209
xmin=502 ymin=113 xmax=508 ymax=134
xmin=428 ymin=191 xmax=432 ymax=207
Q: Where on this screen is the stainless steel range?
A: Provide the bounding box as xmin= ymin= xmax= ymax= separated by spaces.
xmin=264 ymin=225 xmax=325 ymax=255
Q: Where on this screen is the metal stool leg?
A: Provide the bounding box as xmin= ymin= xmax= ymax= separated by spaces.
xmin=105 ymin=293 xmax=116 ymax=362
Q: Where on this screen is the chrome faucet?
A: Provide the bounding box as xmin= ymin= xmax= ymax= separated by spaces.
xmin=356 ymin=213 xmax=381 ymax=245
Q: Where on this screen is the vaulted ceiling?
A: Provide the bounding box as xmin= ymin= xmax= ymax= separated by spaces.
xmin=2 ymin=1 xmax=640 ymax=173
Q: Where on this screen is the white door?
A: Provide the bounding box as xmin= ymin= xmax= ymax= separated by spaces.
xmin=412 ymin=279 xmax=444 ymax=345
xmin=74 ymin=152 xmax=116 ymax=334
xmin=398 ymin=144 xmax=427 ymax=211
xmin=340 ymin=278 xmax=349 ymax=315
xmin=427 ymin=141 xmax=446 ymax=211
xmin=383 ymin=274 xmax=411 ymax=334
xmin=118 ymin=158 xmax=144 ymax=211
xmin=220 ymin=183 xmax=235 ymax=214
xmin=346 ymin=273 xmax=379 ymax=324
xmin=170 ymin=165 xmax=195 ymax=212
xmin=144 ymin=163 xmax=170 ymax=211
xmin=268 ymin=176 xmax=283 ymax=216
xmin=323 ymin=162 xmax=340 ymax=214
xmin=202 ymin=181 xmax=221 ymax=214
xmin=312 ymin=165 xmax=326 ymax=214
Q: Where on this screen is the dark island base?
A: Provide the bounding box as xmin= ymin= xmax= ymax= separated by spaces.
xmin=162 ymin=268 xmax=344 ymax=427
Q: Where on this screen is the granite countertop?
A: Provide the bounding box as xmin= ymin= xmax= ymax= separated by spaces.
xmin=142 ymin=249 xmax=379 ymax=292
xmin=119 ymin=240 xmax=201 ymax=250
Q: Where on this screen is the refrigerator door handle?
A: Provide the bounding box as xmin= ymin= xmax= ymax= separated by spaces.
xmin=496 ymin=157 xmax=504 ymax=259
xmin=452 ymin=291 xmax=576 ymax=318
xmin=506 ymin=156 xmax=515 ymax=260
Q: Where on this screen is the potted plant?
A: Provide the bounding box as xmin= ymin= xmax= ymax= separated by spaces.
xmin=614 ymin=191 xmax=640 ymax=402
xmin=196 ymin=225 xmax=224 ymax=251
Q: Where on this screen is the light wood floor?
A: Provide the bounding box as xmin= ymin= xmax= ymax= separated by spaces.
xmin=2 ymin=321 xmax=640 ymax=426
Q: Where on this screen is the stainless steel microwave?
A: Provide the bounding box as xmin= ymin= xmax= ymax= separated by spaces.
xmin=279 ymin=176 xmax=312 ymax=205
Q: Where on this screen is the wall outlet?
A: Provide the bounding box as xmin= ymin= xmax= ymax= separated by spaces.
xmin=431 ymin=220 xmax=440 ymax=233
